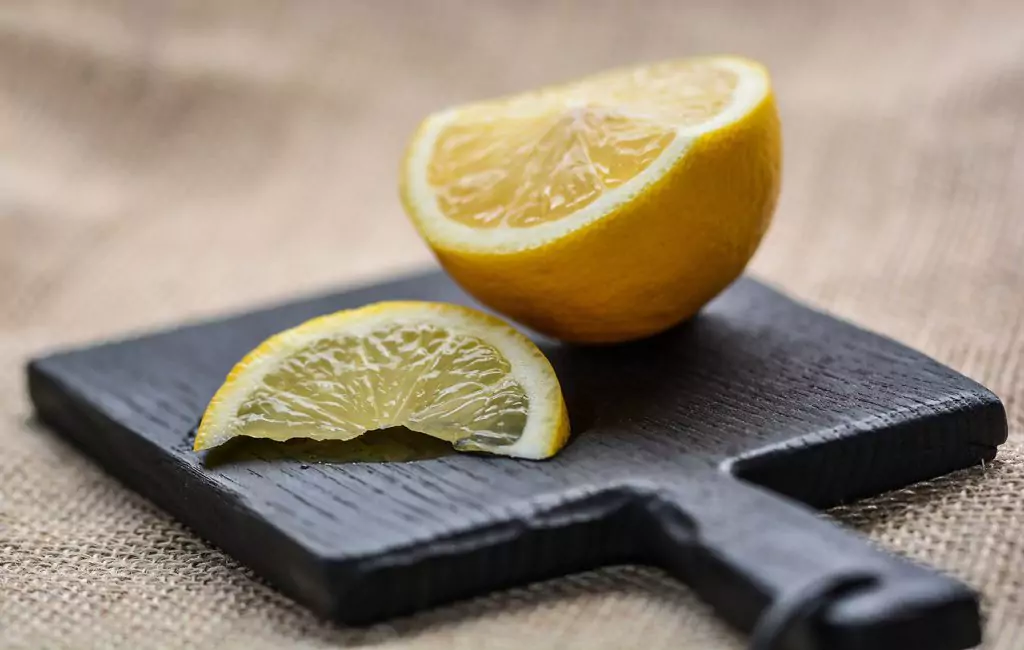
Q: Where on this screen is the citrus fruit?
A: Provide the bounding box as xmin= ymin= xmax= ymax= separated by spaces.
xmin=193 ymin=302 xmax=569 ymax=460
xmin=399 ymin=56 xmax=781 ymax=343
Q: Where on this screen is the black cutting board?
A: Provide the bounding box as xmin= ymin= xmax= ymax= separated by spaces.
xmin=28 ymin=270 xmax=1006 ymax=650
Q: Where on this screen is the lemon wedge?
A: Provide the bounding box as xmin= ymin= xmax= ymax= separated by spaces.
xmin=400 ymin=56 xmax=780 ymax=343
xmin=194 ymin=302 xmax=569 ymax=460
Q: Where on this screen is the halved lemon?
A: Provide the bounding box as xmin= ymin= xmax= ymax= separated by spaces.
xmin=193 ymin=302 xmax=569 ymax=460
xmin=400 ymin=56 xmax=781 ymax=343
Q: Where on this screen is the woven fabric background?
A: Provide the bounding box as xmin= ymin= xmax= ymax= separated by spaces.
xmin=2 ymin=1 xmax=1023 ymax=648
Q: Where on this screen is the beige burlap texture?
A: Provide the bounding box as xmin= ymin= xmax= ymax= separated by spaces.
xmin=2 ymin=1 xmax=1023 ymax=648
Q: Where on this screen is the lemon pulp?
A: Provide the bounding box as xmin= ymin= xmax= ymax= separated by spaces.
xmin=426 ymin=61 xmax=739 ymax=229
xmin=231 ymin=323 xmax=528 ymax=451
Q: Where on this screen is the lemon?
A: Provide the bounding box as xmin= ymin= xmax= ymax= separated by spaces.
xmin=400 ymin=56 xmax=781 ymax=343
xmin=193 ymin=302 xmax=569 ymax=460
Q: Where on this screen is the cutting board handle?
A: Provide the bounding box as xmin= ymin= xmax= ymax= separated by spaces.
xmin=640 ymin=471 xmax=981 ymax=650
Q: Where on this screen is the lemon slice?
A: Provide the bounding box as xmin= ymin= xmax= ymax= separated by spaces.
xmin=400 ymin=56 xmax=780 ymax=343
xmin=194 ymin=302 xmax=569 ymax=460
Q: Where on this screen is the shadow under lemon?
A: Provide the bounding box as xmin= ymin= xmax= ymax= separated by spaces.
xmin=200 ymin=426 xmax=456 ymax=467
xmin=195 ymin=322 xmax=704 ymax=469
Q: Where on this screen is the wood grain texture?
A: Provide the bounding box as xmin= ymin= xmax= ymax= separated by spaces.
xmin=27 ymin=270 xmax=1007 ymax=650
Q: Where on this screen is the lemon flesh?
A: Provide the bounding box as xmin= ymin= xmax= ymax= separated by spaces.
xmin=401 ymin=56 xmax=781 ymax=343
xmin=195 ymin=302 xmax=569 ymax=460
xmin=427 ymin=61 xmax=738 ymax=229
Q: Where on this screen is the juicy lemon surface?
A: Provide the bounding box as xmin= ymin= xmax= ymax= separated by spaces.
xmin=400 ymin=56 xmax=781 ymax=342
xmin=194 ymin=302 xmax=569 ymax=460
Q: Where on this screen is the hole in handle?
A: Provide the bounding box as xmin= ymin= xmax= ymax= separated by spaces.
xmin=748 ymin=572 xmax=878 ymax=650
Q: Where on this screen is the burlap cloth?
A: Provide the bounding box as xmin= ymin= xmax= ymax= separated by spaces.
xmin=2 ymin=1 xmax=1023 ymax=648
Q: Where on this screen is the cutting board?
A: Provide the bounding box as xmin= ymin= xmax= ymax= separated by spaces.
xmin=28 ymin=270 xmax=1006 ymax=650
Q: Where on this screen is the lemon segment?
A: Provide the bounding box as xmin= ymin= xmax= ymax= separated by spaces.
xmin=194 ymin=302 xmax=570 ymax=460
xmin=400 ymin=56 xmax=781 ymax=343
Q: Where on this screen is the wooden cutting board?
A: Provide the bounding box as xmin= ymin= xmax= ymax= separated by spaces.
xmin=28 ymin=270 xmax=1006 ymax=650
